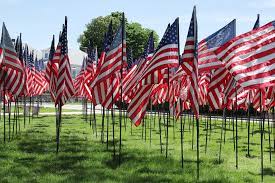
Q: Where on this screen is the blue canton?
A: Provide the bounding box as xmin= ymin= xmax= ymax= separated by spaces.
xmin=206 ymin=19 xmax=236 ymax=49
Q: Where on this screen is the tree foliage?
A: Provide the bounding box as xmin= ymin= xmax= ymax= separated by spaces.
xmin=78 ymin=12 xmax=159 ymax=59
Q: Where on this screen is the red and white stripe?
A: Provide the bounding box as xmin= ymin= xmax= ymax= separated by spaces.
xmin=215 ymin=21 xmax=275 ymax=90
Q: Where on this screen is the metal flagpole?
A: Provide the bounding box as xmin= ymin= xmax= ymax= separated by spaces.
xmin=192 ymin=113 xmax=195 ymax=150
xmin=17 ymin=98 xmax=20 ymax=132
xmin=89 ymin=102 xmax=92 ymax=128
xmin=8 ymin=101 xmax=11 ymax=141
xmin=247 ymin=93 xmax=251 ymax=157
xmin=12 ymin=101 xmax=15 ymax=138
xmin=166 ymin=87 xmax=170 ymax=158
xmin=56 ymin=101 xmax=62 ymax=154
xmin=93 ymin=102 xmax=97 ymax=137
xmin=15 ymin=99 xmax=18 ymax=134
xmin=267 ymin=111 xmax=271 ymax=163
xmin=180 ymin=99 xmax=184 ymax=168
xmin=106 ymin=108 xmax=109 ymax=150
xmin=219 ymin=108 xmax=226 ymax=163
xmin=205 ymin=110 xmax=209 ymax=154
xmin=259 ymin=91 xmax=264 ymax=182
xmin=29 ymin=96 xmax=32 ymax=124
xmin=150 ymin=100 xmax=152 ymax=146
xmin=23 ymin=96 xmax=26 ymax=128
xmin=101 ymin=107 xmax=105 ymax=143
xmin=3 ymin=69 xmax=6 ymax=143
xmin=235 ymin=85 xmax=238 ymax=169
xmin=158 ymin=104 xmax=163 ymax=153
xmin=119 ymin=13 xmax=125 ymax=165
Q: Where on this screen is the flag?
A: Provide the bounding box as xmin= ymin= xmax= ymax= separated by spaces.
xmin=127 ymin=19 xmax=178 ymax=125
xmin=123 ymin=31 xmax=155 ymax=100
xmin=198 ymin=19 xmax=236 ymax=72
xmin=45 ymin=35 xmax=59 ymax=101
xmin=55 ymin=17 xmax=75 ymax=106
xmin=90 ymin=15 xmax=126 ymax=106
xmin=83 ymin=41 xmax=97 ymax=100
xmin=74 ymin=57 xmax=86 ymax=97
xmin=0 ymin=23 xmax=25 ymax=97
xmin=215 ymin=20 xmax=275 ymax=90
xmin=181 ymin=6 xmax=199 ymax=119
xmin=33 ymin=56 xmax=47 ymax=95
xmin=139 ymin=19 xmax=179 ymax=85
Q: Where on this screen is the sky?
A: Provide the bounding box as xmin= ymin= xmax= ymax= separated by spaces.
xmin=0 ymin=0 xmax=274 ymax=53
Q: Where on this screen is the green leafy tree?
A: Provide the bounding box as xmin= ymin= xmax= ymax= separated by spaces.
xmin=78 ymin=12 xmax=159 ymax=59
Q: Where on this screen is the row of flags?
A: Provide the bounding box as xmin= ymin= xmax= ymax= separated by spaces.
xmin=0 ymin=8 xmax=275 ymax=127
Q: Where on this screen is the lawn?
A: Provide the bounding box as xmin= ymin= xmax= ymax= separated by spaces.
xmin=0 ymin=112 xmax=274 ymax=182
xmin=5 ymin=106 xmax=79 ymax=114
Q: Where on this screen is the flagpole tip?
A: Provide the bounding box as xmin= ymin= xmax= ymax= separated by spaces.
xmin=65 ymin=16 xmax=67 ymax=25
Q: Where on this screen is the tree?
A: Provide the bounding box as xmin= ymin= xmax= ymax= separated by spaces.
xmin=78 ymin=12 xmax=159 ymax=60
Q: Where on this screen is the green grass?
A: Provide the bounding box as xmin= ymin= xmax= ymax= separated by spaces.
xmin=0 ymin=113 xmax=274 ymax=182
xmin=6 ymin=106 xmax=78 ymax=113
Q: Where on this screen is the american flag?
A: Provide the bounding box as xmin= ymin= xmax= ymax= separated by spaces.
xmin=33 ymin=57 xmax=47 ymax=95
xmin=123 ymin=32 xmax=155 ymax=101
xmin=127 ymin=84 xmax=153 ymax=126
xmin=45 ymin=35 xmax=58 ymax=101
xmin=27 ymin=51 xmax=35 ymax=96
xmin=139 ymin=19 xmax=179 ymax=85
xmin=198 ymin=20 xmax=236 ymax=72
xmin=83 ymin=41 xmax=97 ymax=100
xmin=127 ymin=19 xmax=178 ymax=126
xmin=45 ymin=35 xmax=55 ymax=83
xmin=181 ymin=7 xmax=199 ymax=119
xmin=90 ymin=17 xmax=126 ymax=106
xmin=74 ymin=58 xmax=86 ymax=97
xmin=207 ymin=67 xmax=231 ymax=110
xmin=215 ymin=20 xmax=275 ymax=90
xmin=88 ymin=22 xmax=113 ymax=105
xmin=55 ymin=17 xmax=75 ymax=106
xmin=0 ymin=23 xmax=25 ymax=97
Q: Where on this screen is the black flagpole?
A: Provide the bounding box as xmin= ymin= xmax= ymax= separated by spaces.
xmin=267 ymin=111 xmax=271 ymax=163
xmin=196 ymin=117 xmax=200 ymax=180
xmin=118 ymin=13 xmax=125 ymax=165
xmin=93 ymin=102 xmax=97 ymax=137
xmin=158 ymin=104 xmax=163 ymax=153
xmin=8 ymin=101 xmax=11 ymax=141
xmin=15 ymin=99 xmax=18 ymax=134
xmin=56 ymin=101 xmax=62 ymax=154
xmin=205 ymin=110 xmax=209 ymax=154
xmin=3 ymin=68 xmax=6 ymax=143
xmin=111 ymin=90 xmax=115 ymax=158
xmin=219 ymin=108 xmax=226 ymax=163
xmin=247 ymin=93 xmax=251 ymax=157
xmin=224 ymin=107 xmax=227 ymax=144
xmin=17 ymin=98 xmax=20 ymax=132
xmin=235 ymin=86 xmax=238 ymax=169
xmin=232 ymin=103 xmax=235 ymax=151
xmin=106 ymin=108 xmax=109 ymax=150
xmin=29 ymin=96 xmax=32 ymax=124
xmin=260 ymin=92 xmax=264 ymax=182
xmin=12 ymin=101 xmax=15 ymax=138
xmin=23 ymin=96 xmax=26 ymax=128
xmin=166 ymin=73 xmax=170 ymax=158
xmin=89 ymin=101 xmax=92 ymax=128
xmin=180 ymin=99 xmax=184 ymax=168
xmin=192 ymin=113 xmax=195 ymax=150
xmin=150 ymin=100 xmax=152 ymax=146
xmin=101 ymin=107 xmax=105 ymax=143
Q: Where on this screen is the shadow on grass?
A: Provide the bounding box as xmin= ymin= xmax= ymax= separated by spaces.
xmin=249 ymin=167 xmax=275 ymax=176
